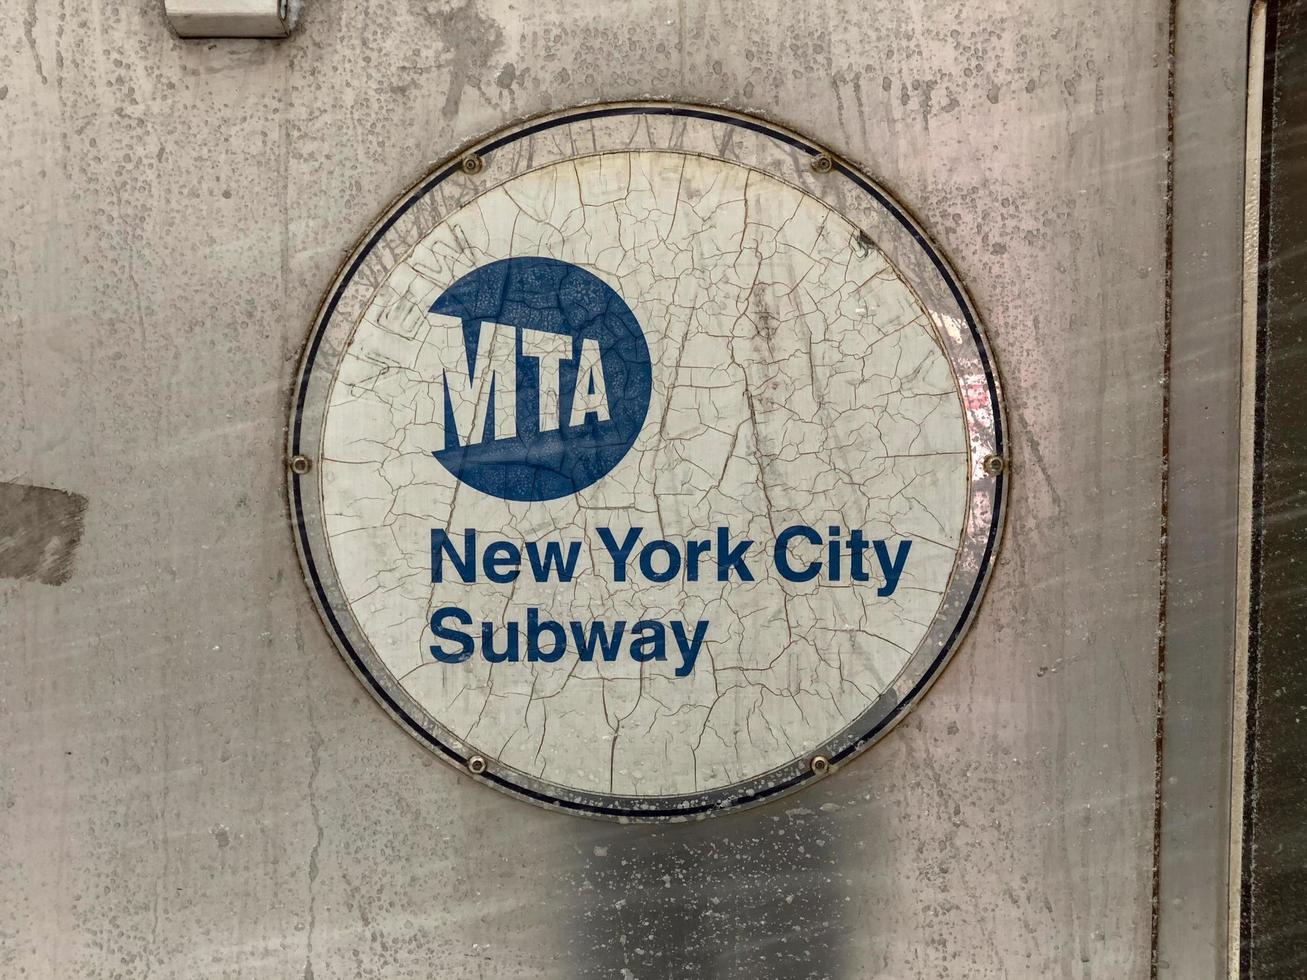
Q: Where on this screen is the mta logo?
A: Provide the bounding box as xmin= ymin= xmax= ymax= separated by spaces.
xmin=430 ymin=319 xmax=612 ymax=446
xmin=427 ymin=257 xmax=652 ymax=502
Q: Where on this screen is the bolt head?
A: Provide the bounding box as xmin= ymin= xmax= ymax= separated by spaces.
xmin=461 ymin=153 xmax=484 ymax=175
xmin=810 ymin=755 xmax=831 ymax=776
xmin=467 ymin=755 xmax=487 ymax=775
xmin=810 ymin=153 xmax=834 ymax=174
xmin=289 ymin=455 xmax=312 ymax=475
xmin=983 ymin=454 xmax=1005 ymax=477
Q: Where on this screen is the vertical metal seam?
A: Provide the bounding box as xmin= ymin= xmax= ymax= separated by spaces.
xmin=1149 ymin=0 xmax=1179 ymax=975
xmin=1237 ymin=3 xmax=1276 ymax=975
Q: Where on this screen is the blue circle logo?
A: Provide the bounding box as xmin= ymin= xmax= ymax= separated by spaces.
xmin=426 ymin=257 xmax=652 ymax=502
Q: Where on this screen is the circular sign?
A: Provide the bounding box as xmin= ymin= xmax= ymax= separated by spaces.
xmin=290 ymin=104 xmax=1006 ymax=820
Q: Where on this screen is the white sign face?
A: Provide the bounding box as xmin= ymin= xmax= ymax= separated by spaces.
xmin=290 ymin=105 xmax=1005 ymax=820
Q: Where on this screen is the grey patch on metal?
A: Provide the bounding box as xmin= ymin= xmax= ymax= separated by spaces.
xmin=0 ymin=483 xmax=88 ymax=586
xmin=288 ymin=103 xmax=1006 ymax=821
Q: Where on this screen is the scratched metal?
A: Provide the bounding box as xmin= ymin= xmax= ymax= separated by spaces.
xmin=0 ymin=0 xmax=1245 ymax=976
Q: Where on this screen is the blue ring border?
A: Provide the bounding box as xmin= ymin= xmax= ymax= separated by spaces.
xmin=289 ymin=103 xmax=1006 ymax=819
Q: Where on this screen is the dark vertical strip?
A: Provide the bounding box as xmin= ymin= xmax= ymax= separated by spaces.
xmin=1150 ymin=2 xmax=1178 ymax=976
xmin=1241 ymin=5 xmax=1277 ymax=973
xmin=1244 ymin=1 xmax=1307 ymax=975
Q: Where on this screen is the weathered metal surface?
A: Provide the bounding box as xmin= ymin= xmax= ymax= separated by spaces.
xmin=0 ymin=0 xmax=1247 ymax=976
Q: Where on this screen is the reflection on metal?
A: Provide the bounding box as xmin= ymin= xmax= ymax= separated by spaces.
xmin=165 ymin=0 xmax=294 ymax=39
xmin=288 ymin=104 xmax=1006 ymax=821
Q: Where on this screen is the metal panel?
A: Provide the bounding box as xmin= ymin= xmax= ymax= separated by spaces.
xmin=0 ymin=0 xmax=1244 ymax=976
xmin=1154 ymin=3 xmax=1253 ymax=976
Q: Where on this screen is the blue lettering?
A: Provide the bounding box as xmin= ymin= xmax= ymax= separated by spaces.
xmin=483 ymin=620 xmax=519 ymax=663
xmin=716 ymin=526 xmax=754 ymax=582
xmin=638 ymin=540 xmax=681 ymax=583
xmin=873 ymin=539 xmax=912 ymax=597
xmin=483 ymin=540 xmax=520 ymax=583
xmin=525 ymin=539 xmax=582 ymax=582
xmin=430 ymin=606 xmax=474 ymax=662
xmin=596 ymin=526 xmax=642 ymax=582
xmin=629 ymin=620 xmax=666 ymax=662
xmin=526 ymin=607 xmax=566 ymax=663
xmin=431 ymin=529 xmax=476 ymax=583
xmin=670 ymin=620 xmax=709 ymax=677
xmin=774 ymin=525 xmax=821 ymax=582
xmin=571 ymin=619 xmax=627 ymax=663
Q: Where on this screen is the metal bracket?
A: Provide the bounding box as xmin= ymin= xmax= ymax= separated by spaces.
xmin=165 ymin=0 xmax=294 ymax=39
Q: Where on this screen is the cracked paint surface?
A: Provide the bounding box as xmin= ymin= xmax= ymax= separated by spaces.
xmin=318 ymin=150 xmax=967 ymax=798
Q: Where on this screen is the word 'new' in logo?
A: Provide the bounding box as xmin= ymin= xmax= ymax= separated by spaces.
xmin=426 ymin=257 xmax=652 ymax=502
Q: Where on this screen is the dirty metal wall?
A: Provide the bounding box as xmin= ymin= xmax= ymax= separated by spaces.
xmin=0 ymin=1 xmax=1247 ymax=977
